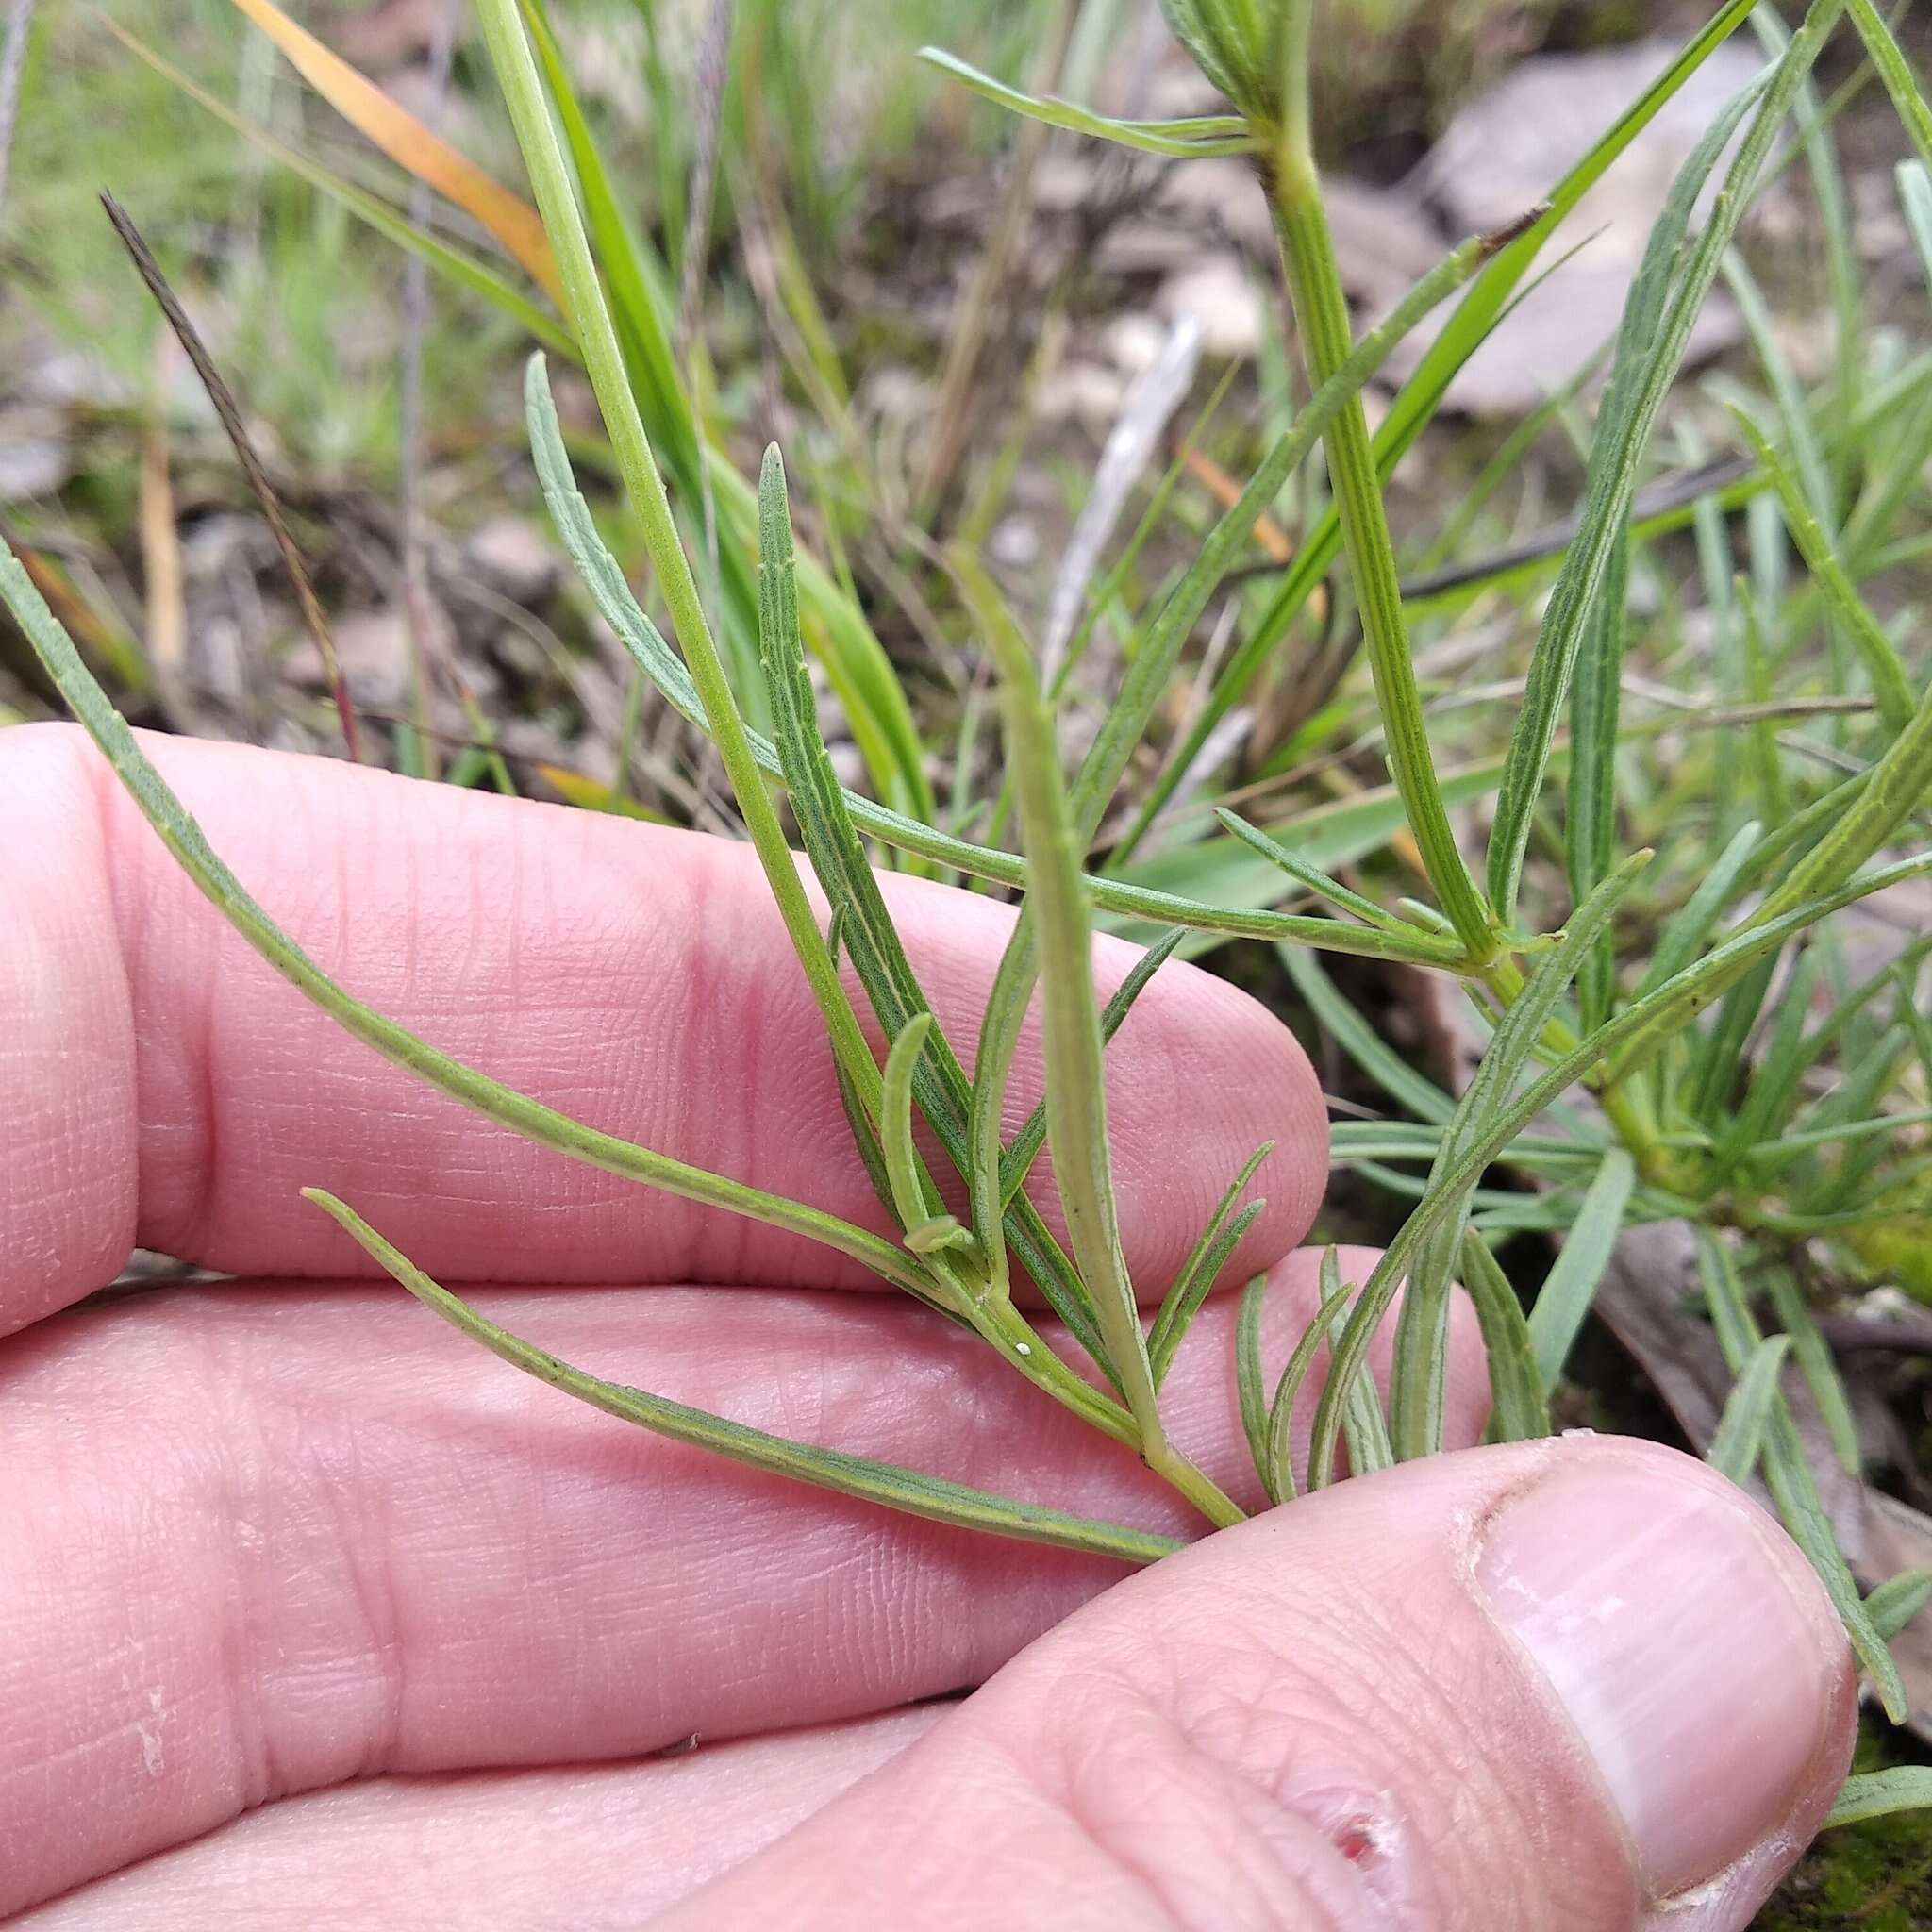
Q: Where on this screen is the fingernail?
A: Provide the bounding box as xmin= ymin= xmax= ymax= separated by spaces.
xmin=1476 ymin=1449 xmax=1852 ymax=1899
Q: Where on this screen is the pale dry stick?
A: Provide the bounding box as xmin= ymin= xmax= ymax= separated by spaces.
xmin=137 ymin=328 xmax=187 ymax=691
xmin=1041 ymin=316 xmax=1202 ymax=684
xmin=917 ymin=0 xmax=1079 ymax=516
xmin=99 ymin=192 xmax=363 ymax=763
xmin=0 ymin=0 xmax=33 ymax=223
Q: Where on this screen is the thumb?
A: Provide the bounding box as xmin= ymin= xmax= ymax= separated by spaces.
xmin=662 ymin=1437 xmax=1856 ymax=1931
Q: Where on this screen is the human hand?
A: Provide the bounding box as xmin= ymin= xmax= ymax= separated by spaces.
xmin=2 ymin=725 xmax=1853 ymax=1928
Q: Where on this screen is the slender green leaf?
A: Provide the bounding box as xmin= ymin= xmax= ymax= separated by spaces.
xmin=1097 ymin=222 xmax=1515 ymax=872
xmin=880 ymin=1014 xmax=944 ymax=1238
xmin=305 ymin=1190 xmax=1180 ymax=1567
xmin=1846 ymin=0 xmax=1932 ymax=171
xmin=918 ymin=46 xmax=1254 ymax=157
xmin=1236 ymin=1273 xmax=1273 ymax=1493
xmin=1768 ymin=1269 xmax=1861 ymax=1474
xmin=1567 ymin=532 xmax=1628 ymax=1028
xmin=972 ymin=549 xmax=1166 ymax=1449
xmin=1748 ymin=669 xmax=1932 ymax=928
xmin=1708 ymin=946 xmax=1824 ymax=1182
xmin=1729 ymin=408 xmax=1915 ymax=731
xmin=1707 ymin=1334 xmax=1792 ymax=1481
xmin=1288 ymin=849 xmax=1932 ymax=1499
xmin=1457 ymin=1229 xmax=1551 ymax=1443
xmin=1391 ymin=854 xmax=1645 ymax=1453
xmin=1148 ymin=1144 xmax=1273 ymax=1383
xmin=1264 ymin=1265 xmax=1352 ymax=1503
xmin=1866 ymin=1570 xmax=1932 ymax=1641
xmin=1698 ymin=1231 xmax=1906 ymax=1722
xmin=1487 ymin=58 xmax=1775 ymax=924
xmin=1384 ymin=853 xmax=1652 ymax=1465
xmin=1825 ymin=1769 xmax=1932 ymax=1829
xmin=1000 ymin=930 xmax=1186 ymax=1209
xmin=1526 ymin=1147 xmax=1638 ymax=1390
xmin=1722 ymin=249 xmax=1836 ymax=523
xmin=1217 ymin=810 xmax=1414 ymax=933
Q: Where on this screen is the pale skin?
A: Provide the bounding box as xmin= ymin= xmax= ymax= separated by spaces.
xmin=2 ymin=725 xmax=1855 ymax=1930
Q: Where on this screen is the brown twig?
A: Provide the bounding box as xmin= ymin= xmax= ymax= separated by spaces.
xmin=100 ymin=191 xmax=362 ymax=761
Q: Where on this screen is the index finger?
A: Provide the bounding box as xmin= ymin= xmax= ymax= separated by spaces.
xmin=2 ymin=724 xmax=1326 ymax=1330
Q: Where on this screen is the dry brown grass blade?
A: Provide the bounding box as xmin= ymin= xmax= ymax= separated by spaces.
xmin=225 ymin=0 xmax=562 ymax=307
xmin=102 ymin=192 xmax=362 ymax=762
xmin=138 ymin=327 xmax=187 ymax=686
xmin=1184 ymin=448 xmax=1294 ymax=563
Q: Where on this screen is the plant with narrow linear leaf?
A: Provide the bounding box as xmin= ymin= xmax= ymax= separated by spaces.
xmin=13 ymin=0 xmax=1932 ymax=1835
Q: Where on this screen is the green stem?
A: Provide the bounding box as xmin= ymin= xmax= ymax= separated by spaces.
xmin=1478 ymin=953 xmax=1685 ymax=1189
xmin=472 ymin=0 xmax=884 ymax=1119
xmin=1266 ymin=39 xmax=1495 ymax=962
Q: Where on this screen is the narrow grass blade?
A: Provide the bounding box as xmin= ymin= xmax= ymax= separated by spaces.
xmin=1768 ymin=1269 xmax=1861 ymax=1474
xmin=1566 ymin=532 xmax=1627 ymax=1029
xmin=1332 ymin=1123 xmax=1599 ymax=1174
xmin=1148 ymin=1145 xmax=1273 ymax=1384
xmin=225 ymin=0 xmax=561 ymax=302
xmin=1824 ymin=1769 xmax=1932 ymax=1829
xmin=918 ymin=46 xmax=1253 ymax=157
xmin=1749 ymin=671 xmax=1932 ymax=928
xmin=881 ymin=1013 xmax=943 ymax=1239
xmin=1486 ymin=59 xmax=1773 ymax=924
xmin=1707 ymin=1333 xmax=1792 ymax=1481
xmin=1689 ymin=955 xmax=1779 ymax=1125
xmin=1610 ymin=853 xmax=1932 ymax=1088
xmin=1381 ymin=854 xmax=1652 ymax=1466
xmin=1722 ymin=249 xmax=1836 ymax=524
xmin=1279 ymin=947 xmax=1457 ymax=1124
xmin=1866 ymin=1571 xmax=1932 ymax=1641
xmin=1678 ymin=811 xmax=1777 ymax=953
xmin=1846 ymin=0 xmax=1932 ymax=169
xmin=1264 ymin=1265 xmax=1353 ymax=1503
xmin=1457 ymin=1228 xmax=1551 ymax=1443
xmin=1708 ymin=946 xmax=1824 ymax=1181
xmin=1729 ymin=408 xmax=1915 ymax=731
xmin=1525 ymin=1146 xmax=1637 ymax=1391
xmin=0 ymin=549 xmax=928 ymax=1295
xmin=1217 ymin=810 xmax=1412 ymax=933
xmin=305 ymin=1190 xmax=1178 ymax=1567
xmin=1236 ymin=1273 xmax=1272 ymax=1494
xmin=1699 ymin=1230 xmax=1906 ymax=1722
xmin=999 ymin=930 xmax=1185 ymax=1208
xmin=974 ymin=551 xmax=1162 ymax=1432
